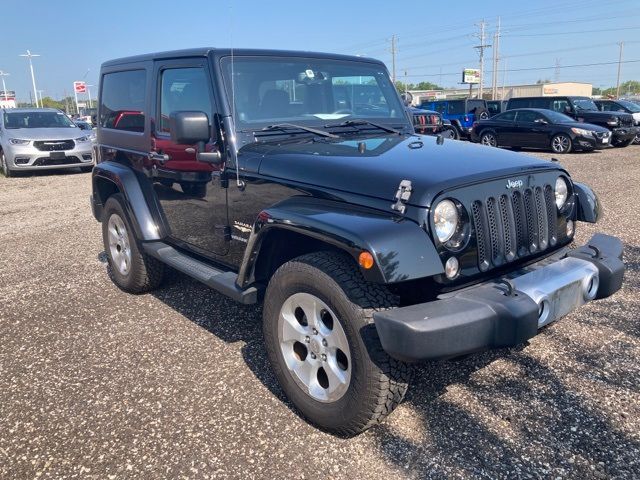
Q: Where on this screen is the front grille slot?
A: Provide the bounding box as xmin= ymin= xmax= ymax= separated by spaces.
xmin=471 ymin=184 xmax=558 ymax=271
xmin=33 ymin=140 xmax=75 ymax=151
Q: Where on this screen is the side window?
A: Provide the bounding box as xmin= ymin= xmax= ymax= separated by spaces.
xmin=609 ymin=103 xmax=627 ymax=112
xmin=100 ymin=70 xmax=146 ymax=132
xmin=508 ymin=99 xmax=527 ymax=109
xmin=495 ymin=110 xmax=516 ymax=122
xmin=159 ymin=67 xmax=213 ymax=134
xmin=516 ymin=110 xmax=539 ymax=123
xmin=447 ymin=102 xmax=464 ymax=115
xmin=434 ymin=103 xmax=447 ymax=114
xmin=551 ymin=99 xmax=569 ymax=112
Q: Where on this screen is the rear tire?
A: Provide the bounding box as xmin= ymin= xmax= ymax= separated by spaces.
xmin=443 ymin=125 xmax=459 ymax=140
xmin=102 ymin=193 xmax=165 ymax=293
xmin=551 ymin=134 xmax=572 ymax=154
xmin=180 ymin=182 xmax=207 ymax=198
xmin=263 ymin=251 xmax=411 ymax=436
xmin=480 ymin=131 xmax=498 ymax=147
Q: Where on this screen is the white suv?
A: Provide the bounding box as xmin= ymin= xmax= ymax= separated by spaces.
xmin=0 ymin=108 xmax=94 ymax=177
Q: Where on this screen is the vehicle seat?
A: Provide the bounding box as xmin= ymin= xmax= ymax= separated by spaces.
xmin=260 ymin=89 xmax=290 ymax=118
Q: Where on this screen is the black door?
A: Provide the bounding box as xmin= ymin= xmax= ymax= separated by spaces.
xmin=513 ymin=110 xmax=548 ymax=148
xmin=492 ymin=110 xmax=517 ymax=146
xmin=149 ymin=58 xmax=229 ymax=256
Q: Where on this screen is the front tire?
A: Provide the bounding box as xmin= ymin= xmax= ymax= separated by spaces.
xmin=263 ymin=251 xmax=411 ymax=436
xmin=551 ymin=134 xmax=572 ymax=154
xmin=480 ymin=131 xmax=498 ymax=147
xmin=443 ymin=125 xmax=459 ymax=140
xmin=102 ymin=193 xmax=165 ymax=293
xmin=1 ymin=152 xmax=14 ymax=177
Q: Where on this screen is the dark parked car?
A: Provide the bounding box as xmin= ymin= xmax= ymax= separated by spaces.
xmin=408 ymin=107 xmax=457 ymax=138
xmin=595 ymin=99 xmax=640 ymax=143
xmin=506 ymin=96 xmax=638 ymax=147
xmin=471 ymin=108 xmax=612 ymax=153
xmin=419 ymin=98 xmax=490 ymax=139
xmin=487 ymin=100 xmax=508 ymax=117
xmin=91 ymin=48 xmax=624 ymax=435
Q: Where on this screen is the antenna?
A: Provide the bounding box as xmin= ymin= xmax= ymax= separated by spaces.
xmin=228 ymin=1 xmax=244 ymax=190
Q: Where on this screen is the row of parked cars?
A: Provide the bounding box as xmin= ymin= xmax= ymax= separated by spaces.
xmin=412 ymin=96 xmax=640 ymax=153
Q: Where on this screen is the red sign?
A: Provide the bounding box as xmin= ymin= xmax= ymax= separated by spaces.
xmin=74 ymin=81 xmax=86 ymax=93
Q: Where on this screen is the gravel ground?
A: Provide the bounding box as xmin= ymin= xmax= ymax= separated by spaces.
xmin=0 ymin=145 xmax=639 ymax=480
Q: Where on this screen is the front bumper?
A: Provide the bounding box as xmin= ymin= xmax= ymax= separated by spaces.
xmin=5 ymin=142 xmax=94 ymax=170
xmin=611 ymin=126 xmax=639 ymax=142
xmin=374 ymin=233 xmax=624 ymax=362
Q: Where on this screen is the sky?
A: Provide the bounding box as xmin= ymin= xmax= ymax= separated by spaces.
xmin=1 ymin=0 xmax=639 ymax=103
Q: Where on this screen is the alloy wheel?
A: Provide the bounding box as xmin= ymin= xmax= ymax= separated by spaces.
xmin=278 ymin=292 xmax=351 ymax=402
xmin=107 ymin=213 xmax=132 ymax=276
xmin=481 ymin=133 xmax=497 ymax=147
xmin=552 ymin=135 xmax=570 ymax=153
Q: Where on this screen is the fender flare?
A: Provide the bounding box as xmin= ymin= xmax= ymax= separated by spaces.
xmin=573 ymin=181 xmax=600 ymax=223
xmin=237 ymin=196 xmax=444 ymax=286
xmin=92 ymin=161 xmax=165 ymax=240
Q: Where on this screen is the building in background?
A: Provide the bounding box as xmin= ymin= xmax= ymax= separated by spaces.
xmin=0 ymin=90 xmax=17 ymax=109
xmin=410 ymin=82 xmax=593 ymax=105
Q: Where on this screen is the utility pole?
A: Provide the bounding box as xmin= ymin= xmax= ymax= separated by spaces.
xmin=491 ymin=17 xmax=501 ymax=100
xmin=389 ymin=35 xmax=398 ymax=84
xmin=37 ymin=90 xmax=44 ymax=107
xmin=19 ymin=50 xmax=41 ymax=108
xmin=501 ymin=58 xmax=508 ymax=100
xmin=474 ymin=20 xmax=491 ymax=99
xmin=554 ymin=58 xmax=561 ymax=83
xmin=616 ymin=42 xmax=624 ymax=99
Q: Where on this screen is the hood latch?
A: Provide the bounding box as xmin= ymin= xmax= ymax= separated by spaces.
xmin=391 ymin=180 xmax=412 ymax=214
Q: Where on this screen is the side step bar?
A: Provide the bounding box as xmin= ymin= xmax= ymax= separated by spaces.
xmin=142 ymin=242 xmax=258 ymax=304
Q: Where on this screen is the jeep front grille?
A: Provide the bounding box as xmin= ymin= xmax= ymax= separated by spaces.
xmin=471 ymin=185 xmax=558 ymax=271
xmin=33 ymin=140 xmax=75 ymax=151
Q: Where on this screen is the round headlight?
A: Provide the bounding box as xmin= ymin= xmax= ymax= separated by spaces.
xmin=433 ymin=199 xmax=459 ymax=243
xmin=555 ymin=177 xmax=568 ymax=209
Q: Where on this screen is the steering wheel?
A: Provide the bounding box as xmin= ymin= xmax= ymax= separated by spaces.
xmin=332 ymin=109 xmax=353 ymax=115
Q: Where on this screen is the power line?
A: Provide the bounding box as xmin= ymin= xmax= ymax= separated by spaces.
xmin=400 ymin=59 xmax=640 ymax=78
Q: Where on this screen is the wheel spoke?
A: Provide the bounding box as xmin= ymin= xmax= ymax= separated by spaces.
xmin=325 ymin=357 xmax=349 ymax=390
xmin=281 ymin=312 xmax=307 ymax=342
xmin=296 ymin=294 xmax=320 ymax=329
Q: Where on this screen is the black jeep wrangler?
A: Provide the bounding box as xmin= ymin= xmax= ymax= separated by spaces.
xmin=91 ymin=48 xmax=625 ymax=436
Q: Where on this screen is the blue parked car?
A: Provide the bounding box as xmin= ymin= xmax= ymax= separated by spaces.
xmin=418 ymin=98 xmax=489 ymax=139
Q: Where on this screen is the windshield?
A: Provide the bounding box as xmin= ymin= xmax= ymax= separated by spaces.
xmin=572 ymin=98 xmax=598 ymax=111
xmin=618 ymin=100 xmax=640 ymax=113
xmin=3 ymin=111 xmax=76 ymax=129
xmin=543 ymin=110 xmax=577 ymax=123
xmin=220 ymin=56 xmax=406 ymax=129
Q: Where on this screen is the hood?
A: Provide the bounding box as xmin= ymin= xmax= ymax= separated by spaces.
xmin=250 ymin=134 xmax=559 ymax=207
xmin=573 ymin=110 xmax=629 ymax=120
xmin=4 ymin=127 xmax=83 ymax=140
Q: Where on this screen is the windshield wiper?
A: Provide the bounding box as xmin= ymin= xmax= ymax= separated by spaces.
xmin=325 ymin=119 xmax=402 ymax=135
xmin=259 ymin=123 xmax=338 ymax=139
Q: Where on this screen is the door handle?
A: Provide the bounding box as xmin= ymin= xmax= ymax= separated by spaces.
xmin=149 ymin=151 xmax=170 ymax=163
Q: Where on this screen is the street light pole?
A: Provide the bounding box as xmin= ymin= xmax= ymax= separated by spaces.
xmin=0 ymin=71 xmax=9 ymax=102
xmin=37 ymin=90 xmax=45 ymax=106
xmin=86 ymin=85 xmax=94 ymax=109
xmin=19 ymin=50 xmax=41 ymax=108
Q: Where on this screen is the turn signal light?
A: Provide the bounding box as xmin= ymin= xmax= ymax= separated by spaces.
xmin=358 ymin=251 xmax=374 ymax=270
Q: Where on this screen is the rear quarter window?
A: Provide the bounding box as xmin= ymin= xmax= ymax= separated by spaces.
xmin=100 ymin=70 xmax=147 ymax=132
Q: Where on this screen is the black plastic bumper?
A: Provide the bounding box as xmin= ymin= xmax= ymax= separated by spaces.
xmin=611 ymin=126 xmax=639 ymax=142
xmin=373 ymin=233 xmax=625 ymax=363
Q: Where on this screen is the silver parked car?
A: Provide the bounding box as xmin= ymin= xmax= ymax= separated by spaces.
xmin=0 ymin=108 xmax=94 ymax=177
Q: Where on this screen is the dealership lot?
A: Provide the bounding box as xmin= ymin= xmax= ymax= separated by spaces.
xmin=0 ymin=146 xmax=639 ymax=479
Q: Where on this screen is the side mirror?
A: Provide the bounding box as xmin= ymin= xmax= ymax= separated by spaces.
xmin=534 ymin=118 xmax=548 ymax=124
xmin=169 ymin=111 xmax=222 ymax=164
